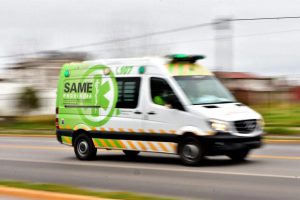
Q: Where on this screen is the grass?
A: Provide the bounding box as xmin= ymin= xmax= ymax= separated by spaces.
xmin=251 ymin=103 xmax=300 ymax=135
xmin=0 ymin=180 xmax=176 ymax=200
xmin=0 ymin=115 xmax=54 ymax=130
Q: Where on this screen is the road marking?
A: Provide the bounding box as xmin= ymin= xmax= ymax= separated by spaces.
xmin=264 ymin=139 xmax=300 ymax=144
xmin=0 ymin=134 xmax=55 ymax=138
xmin=0 ymin=157 xmax=299 ymax=180
xmin=251 ymin=154 xmax=300 ymax=160
xmin=0 ymin=139 xmax=57 ymax=143
xmin=1 ymin=144 xmax=300 ymax=161
xmin=0 ymin=144 xmax=70 ymax=151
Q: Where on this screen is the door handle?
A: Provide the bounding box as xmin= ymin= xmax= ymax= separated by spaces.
xmin=134 ymin=111 xmax=142 ymax=114
xmin=147 ymin=111 xmax=156 ymax=115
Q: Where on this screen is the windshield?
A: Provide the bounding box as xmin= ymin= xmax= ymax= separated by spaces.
xmin=174 ymin=76 xmax=236 ymax=105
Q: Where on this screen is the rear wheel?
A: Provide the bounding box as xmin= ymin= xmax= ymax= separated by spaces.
xmin=123 ymin=150 xmax=140 ymax=157
xmin=74 ymin=134 xmax=97 ymax=160
xmin=227 ymin=149 xmax=249 ymax=162
xmin=179 ymin=137 xmax=204 ymax=166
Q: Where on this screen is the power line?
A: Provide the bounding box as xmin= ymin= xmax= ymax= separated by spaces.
xmin=91 ymin=28 xmax=300 ymax=53
xmin=234 ymin=16 xmax=300 ymax=21
xmin=1 ymin=15 xmax=300 ymax=60
xmin=0 ymin=22 xmax=214 ymax=59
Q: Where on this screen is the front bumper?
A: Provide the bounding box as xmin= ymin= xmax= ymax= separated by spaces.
xmin=200 ymin=134 xmax=263 ymax=156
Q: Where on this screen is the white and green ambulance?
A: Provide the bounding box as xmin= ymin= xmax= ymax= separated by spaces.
xmin=56 ymin=54 xmax=263 ymax=165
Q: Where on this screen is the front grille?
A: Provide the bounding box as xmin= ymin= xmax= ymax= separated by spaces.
xmin=234 ymin=119 xmax=257 ymax=134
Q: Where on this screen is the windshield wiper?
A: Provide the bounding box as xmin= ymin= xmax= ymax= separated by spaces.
xmin=193 ymin=101 xmax=236 ymax=105
xmin=213 ymin=101 xmax=236 ymax=104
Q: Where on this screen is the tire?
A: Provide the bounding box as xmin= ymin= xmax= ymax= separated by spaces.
xmin=123 ymin=150 xmax=140 ymax=157
xmin=179 ymin=137 xmax=204 ymax=166
xmin=227 ymin=149 xmax=249 ymax=162
xmin=74 ymin=134 xmax=97 ymax=160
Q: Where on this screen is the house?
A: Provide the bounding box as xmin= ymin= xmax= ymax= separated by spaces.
xmin=1 ymin=51 xmax=88 ymax=116
xmin=6 ymin=51 xmax=88 ymax=89
xmin=214 ymin=71 xmax=292 ymax=105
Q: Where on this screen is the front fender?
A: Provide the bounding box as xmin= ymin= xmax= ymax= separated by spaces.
xmin=177 ymin=126 xmax=214 ymax=136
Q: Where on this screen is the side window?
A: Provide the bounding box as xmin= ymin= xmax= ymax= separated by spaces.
xmin=150 ymin=77 xmax=180 ymax=106
xmin=116 ymin=77 xmax=140 ymax=108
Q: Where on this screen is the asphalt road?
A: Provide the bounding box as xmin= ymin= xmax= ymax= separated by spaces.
xmin=0 ymin=136 xmax=299 ymax=200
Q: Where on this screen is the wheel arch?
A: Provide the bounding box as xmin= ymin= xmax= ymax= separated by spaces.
xmin=177 ymin=132 xmax=199 ymax=154
xmin=72 ymin=129 xmax=90 ymax=146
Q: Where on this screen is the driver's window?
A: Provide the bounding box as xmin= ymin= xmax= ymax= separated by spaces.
xmin=150 ymin=77 xmax=179 ymax=106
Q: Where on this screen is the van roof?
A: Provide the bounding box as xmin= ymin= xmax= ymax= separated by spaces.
xmin=61 ymin=56 xmax=213 ymax=77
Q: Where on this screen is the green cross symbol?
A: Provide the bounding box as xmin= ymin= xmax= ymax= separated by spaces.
xmin=92 ymin=74 xmax=111 ymax=116
xmin=79 ymin=65 xmax=118 ymax=127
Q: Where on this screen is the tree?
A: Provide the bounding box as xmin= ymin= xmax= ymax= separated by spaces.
xmin=17 ymin=87 xmax=40 ymax=114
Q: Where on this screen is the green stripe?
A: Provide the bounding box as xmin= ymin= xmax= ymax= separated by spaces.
xmin=112 ymin=140 xmax=122 ymax=148
xmin=94 ymin=139 xmax=103 ymax=147
xmin=178 ymin=64 xmax=184 ymax=75
xmin=168 ymin=64 xmax=174 ymax=73
xmin=61 ymin=136 xmax=67 ymax=144
xmin=103 ymin=139 xmax=112 ymax=148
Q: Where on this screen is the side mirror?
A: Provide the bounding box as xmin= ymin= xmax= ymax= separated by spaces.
xmin=165 ymin=94 xmax=184 ymax=111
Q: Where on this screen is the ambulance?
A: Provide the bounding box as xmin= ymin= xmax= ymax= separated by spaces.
xmin=56 ymin=54 xmax=263 ymax=165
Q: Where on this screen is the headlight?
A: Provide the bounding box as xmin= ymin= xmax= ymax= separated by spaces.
xmin=257 ymin=118 xmax=265 ymax=128
xmin=209 ymin=119 xmax=230 ymax=132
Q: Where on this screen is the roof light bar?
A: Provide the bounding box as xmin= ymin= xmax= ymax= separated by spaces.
xmin=167 ymin=54 xmax=206 ymax=63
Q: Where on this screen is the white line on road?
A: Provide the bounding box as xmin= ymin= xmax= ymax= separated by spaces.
xmin=0 ymin=157 xmax=299 ymax=180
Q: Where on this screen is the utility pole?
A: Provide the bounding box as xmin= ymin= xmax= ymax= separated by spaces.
xmin=214 ymin=18 xmax=234 ymax=71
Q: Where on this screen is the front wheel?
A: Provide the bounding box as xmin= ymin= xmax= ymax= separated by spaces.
xmin=179 ymin=137 xmax=204 ymax=166
xmin=74 ymin=134 xmax=97 ymax=160
xmin=227 ymin=149 xmax=249 ymax=162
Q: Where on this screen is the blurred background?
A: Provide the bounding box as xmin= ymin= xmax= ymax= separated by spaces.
xmin=0 ymin=0 xmax=299 ymax=136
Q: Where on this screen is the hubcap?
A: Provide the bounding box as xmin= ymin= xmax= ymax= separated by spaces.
xmin=78 ymin=140 xmax=89 ymax=156
xmin=183 ymin=144 xmax=199 ymax=160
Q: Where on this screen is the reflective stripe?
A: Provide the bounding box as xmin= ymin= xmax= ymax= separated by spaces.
xmin=148 ymin=129 xmax=156 ymax=133
xmin=128 ymin=128 xmax=135 ymax=133
xmin=159 ymin=129 xmax=166 ymax=134
xmin=92 ymin=139 xmax=177 ymax=153
xmin=127 ymin=140 xmax=137 ymax=150
xmin=61 ymin=136 xmax=72 ymax=145
xmin=148 ymin=142 xmax=158 ymax=151
xmin=118 ymin=128 xmax=125 ymax=132
xmin=178 ymin=63 xmax=184 ymax=75
xmin=112 ymin=140 xmax=122 ymax=148
xmin=138 ymin=129 xmax=145 ymax=133
xmin=158 ymin=142 xmax=168 ymax=152
xmin=137 ymin=141 xmax=147 ymax=151
xmin=118 ymin=140 xmax=126 ymax=148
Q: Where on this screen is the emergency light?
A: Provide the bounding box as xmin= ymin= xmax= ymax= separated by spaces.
xmin=64 ymin=70 xmax=70 ymax=77
xmin=167 ymin=54 xmax=205 ymax=63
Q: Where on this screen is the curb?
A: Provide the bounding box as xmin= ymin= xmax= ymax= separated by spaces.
xmin=263 ymin=139 xmax=300 ymax=144
xmin=0 ymin=186 xmax=114 ymax=200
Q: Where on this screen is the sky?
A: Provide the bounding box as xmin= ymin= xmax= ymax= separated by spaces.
xmin=1 ymin=0 xmax=300 ymax=76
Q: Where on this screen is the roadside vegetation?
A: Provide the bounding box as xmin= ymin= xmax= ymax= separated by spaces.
xmin=252 ymin=103 xmax=300 ymax=136
xmin=0 ymin=115 xmax=54 ymax=135
xmin=0 ymin=180 xmax=176 ymax=200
